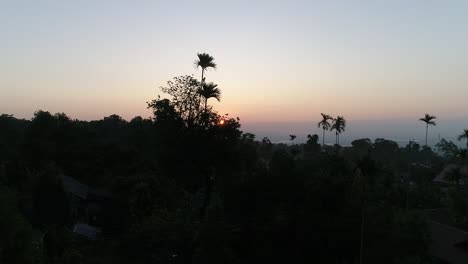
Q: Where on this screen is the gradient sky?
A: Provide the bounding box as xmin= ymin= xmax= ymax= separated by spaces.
xmin=2 ymin=0 xmax=468 ymax=141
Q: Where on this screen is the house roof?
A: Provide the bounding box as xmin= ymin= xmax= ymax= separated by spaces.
xmin=427 ymin=221 xmax=468 ymax=264
xmin=418 ymin=209 xmax=468 ymax=264
xmin=433 ymin=164 xmax=468 ymax=185
xmin=61 ymin=175 xmax=111 ymax=200
xmin=62 ymin=175 xmax=89 ymax=199
xmin=73 ymin=222 xmax=102 ymax=240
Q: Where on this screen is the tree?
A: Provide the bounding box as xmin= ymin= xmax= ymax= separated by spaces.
xmin=149 ymin=75 xmax=200 ymax=126
xmin=32 ymin=165 xmax=70 ymax=227
xmin=0 ymin=186 xmax=34 ymax=264
xmin=331 ymin=116 xmax=347 ymax=145
xmin=289 ymin=135 xmax=296 ymax=145
xmin=435 ymin=138 xmax=459 ymax=160
xmin=195 ymin=53 xmax=217 ymax=115
xmin=54 ymin=113 xmax=71 ymax=129
xmin=305 ymin=134 xmax=320 ymax=154
xmin=419 ymin=114 xmax=436 ymax=146
xmin=198 ymin=82 xmax=221 ymax=113
xmin=195 ymin=53 xmax=217 ymax=86
xmin=457 ymin=129 xmax=468 ymax=149
xmin=353 ymin=156 xmax=378 ymax=264
xmin=306 ymin=134 xmax=319 ymax=145
xmin=317 ymin=113 xmax=333 ymax=148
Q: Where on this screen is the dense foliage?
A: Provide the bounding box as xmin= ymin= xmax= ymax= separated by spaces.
xmin=1 ymin=55 xmax=467 ymax=264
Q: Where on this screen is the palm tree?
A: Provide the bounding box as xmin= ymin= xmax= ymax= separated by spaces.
xmin=194 ymin=53 xmax=217 ymax=121
xmin=198 ymin=82 xmax=221 ymax=113
xmin=289 ymin=134 xmax=296 ymax=145
xmin=195 ymin=53 xmax=216 ymax=88
xmin=331 ymin=116 xmax=347 ymax=145
xmin=317 ymin=113 xmax=333 ymax=148
xmin=458 ymin=129 xmax=468 ymax=149
xmin=419 ymin=114 xmax=436 ymax=146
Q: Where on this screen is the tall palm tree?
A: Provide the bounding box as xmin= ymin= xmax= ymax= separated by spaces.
xmin=331 ymin=116 xmax=347 ymax=145
xmin=195 ymin=53 xmax=217 ymax=121
xmin=317 ymin=113 xmax=333 ymax=148
xmin=195 ymin=53 xmax=216 ymax=88
xmin=458 ymin=129 xmax=468 ymax=149
xmin=419 ymin=114 xmax=436 ymax=146
xmin=197 ymin=82 xmax=221 ymax=113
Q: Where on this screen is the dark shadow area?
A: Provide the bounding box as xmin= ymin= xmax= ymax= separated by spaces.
xmin=1 ymin=53 xmax=468 ymax=264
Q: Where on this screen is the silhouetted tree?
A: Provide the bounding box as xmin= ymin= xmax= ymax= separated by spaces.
xmin=32 ymin=165 xmax=70 ymax=227
xmin=436 ymin=138 xmax=459 ymax=160
xmin=458 ymin=129 xmax=468 ymax=149
xmin=304 ymin=134 xmax=320 ymax=154
xmin=306 ymin=134 xmax=318 ymax=144
xmin=419 ymin=114 xmax=436 ymax=146
xmin=331 ymin=116 xmax=347 ymax=145
xmin=0 ymin=186 xmax=34 ymax=264
xmin=150 ymin=75 xmax=200 ymax=126
xmin=198 ymin=82 xmax=221 ymax=124
xmin=195 ymin=53 xmax=217 ymax=117
xmin=317 ymin=113 xmax=333 ymax=148
xmin=289 ymin=135 xmax=296 ymax=145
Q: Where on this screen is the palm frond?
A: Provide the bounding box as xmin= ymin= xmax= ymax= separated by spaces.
xmin=419 ymin=113 xmax=436 ymax=126
xmin=458 ymin=129 xmax=468 ymax=141
xmin=195 ymin=53 xmax=217 ymax=70
xmin=198 ymin=82 xmax=221 ymax=101
xmin=318 ymin=113 xmax=333 ymax=130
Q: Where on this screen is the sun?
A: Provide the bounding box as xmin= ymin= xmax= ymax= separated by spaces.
xmin=219 ymin=119 xmax=225 ymax=125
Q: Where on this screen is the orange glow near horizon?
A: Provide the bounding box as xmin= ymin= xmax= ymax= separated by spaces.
xmin=2 ymin=1 xmax=468 ymax=124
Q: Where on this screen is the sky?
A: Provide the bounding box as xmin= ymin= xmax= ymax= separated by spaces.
xmin=1 ymin=0 xmax=468 ymax=144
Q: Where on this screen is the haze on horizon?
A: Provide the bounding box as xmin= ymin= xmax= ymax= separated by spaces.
xmin=2 ymin=0 xmax=468 ymax=143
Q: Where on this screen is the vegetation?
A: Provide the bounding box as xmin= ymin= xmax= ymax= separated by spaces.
xmin=1 ymin=53 xmax=468 ymax=264
xmin=331 ymin=115 xmax=347 ymax=145
xmin=419 ymin=114 xmax=436 ymax=146
xmin=458 ymin=129 xmax=468 ymax=150
xmin=317 ymin=113 xmax=333 ymax=148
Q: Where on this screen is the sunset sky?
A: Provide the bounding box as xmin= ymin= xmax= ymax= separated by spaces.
xmin=2 ymin=1 xmax=468 ymax=143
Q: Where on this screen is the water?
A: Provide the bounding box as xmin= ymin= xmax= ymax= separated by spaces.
xmin=242 ymin=118 xmax=468 ymax=148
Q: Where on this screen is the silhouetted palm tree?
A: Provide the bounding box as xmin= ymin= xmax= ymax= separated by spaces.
xmin=289 ymin=134 xmax=296 ymax=145
xmin=331 ymin=116 xmax=347 ymax=145
xmin=458 ymin=129 xmax=468 ymax=149
xmin=198 ymin=82 xmax=221 ymax=113
xmin=195 ymin=53 xmax=216 ymax=88
xmin=419 ymin=114 xmax=436 ymax=146
xmin=317 ymin=113 xmax=333 ymax=148
xmin=195 ymin=53 xmax=217 ymax=121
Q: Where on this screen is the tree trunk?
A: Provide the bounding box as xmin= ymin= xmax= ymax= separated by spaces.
xmin=425 ymin=123 xmax=428 ymax=146
xmin=360 ymin=179 xmax=366 ymax=264
xmin=200 ymin=169 xmax=215 ymax=221
xmin=187 ymin=89 xmax=194 ymax=126
xmin=204 ymin=98 xmax=208 ymax=126
xmin=465 ymin=173 xmax=468 ymax=223
xmin=196 ymin=69 xmax=205 ymax=124
xmin=322 ymin=128 xmax=325 ymax=148
xmin=360 ymin=206 xmax=365 ymax=264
